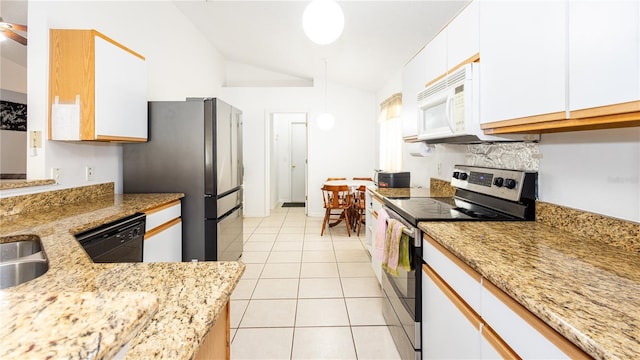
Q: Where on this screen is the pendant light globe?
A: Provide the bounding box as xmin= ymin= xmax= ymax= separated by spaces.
xmin=317 ymin=113 xmax=335 ymax=130
xmin=302 ymin=0 xmax=344 ymax=45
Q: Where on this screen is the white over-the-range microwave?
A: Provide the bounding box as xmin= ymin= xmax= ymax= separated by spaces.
xmin=417 ymin=63 xmax=539 ymax=143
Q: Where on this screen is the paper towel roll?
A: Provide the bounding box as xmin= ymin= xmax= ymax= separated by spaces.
xmin=407 ymin=142 xmax=434 ymax=157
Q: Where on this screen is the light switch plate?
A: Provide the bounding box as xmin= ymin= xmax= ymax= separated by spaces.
xmin=30 ymin=131 xmax=42 ymax=148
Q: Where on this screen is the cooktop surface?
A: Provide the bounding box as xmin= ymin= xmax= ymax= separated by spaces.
xmin=384 ymin=197 xmax=518 ymax=225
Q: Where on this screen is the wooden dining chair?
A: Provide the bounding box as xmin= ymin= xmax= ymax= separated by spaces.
xmin=354 ymin=185 xmax=367 ymax=236
xmin=326 ymin=177 xmax=347 ymax=181
xmin=320 ymin=184 xmax=353 ymax=237
xmin=353 ymin=177 xmax=373 ymax=181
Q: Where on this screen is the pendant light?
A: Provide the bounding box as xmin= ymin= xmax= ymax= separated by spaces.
xmin=302 ymin=0 xmax=344 ymax=45
xmin=317 ymin=58 xmax=335 ymax=130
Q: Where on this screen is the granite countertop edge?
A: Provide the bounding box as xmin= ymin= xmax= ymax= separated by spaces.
xmin=0 ymin=193 xmax=245 ymax=360
xmin=419 ymin=220 xmax=640 ymax=360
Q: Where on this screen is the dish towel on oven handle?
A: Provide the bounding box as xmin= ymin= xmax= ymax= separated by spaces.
xmin=375 ymin=208 xmax=389 ymax=261
xmin=382 ymin=219 xmax=412 ymax=276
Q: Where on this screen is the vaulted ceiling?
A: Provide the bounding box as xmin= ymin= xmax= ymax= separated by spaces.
xmin=1 ymin=1 xmax=470 ymax=93
xmin=174 ymin=1 xmax=469 ymax=92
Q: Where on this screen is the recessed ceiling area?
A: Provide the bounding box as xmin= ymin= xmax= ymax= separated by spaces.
xmin=1 ymin=1 xmax=470 ymax=93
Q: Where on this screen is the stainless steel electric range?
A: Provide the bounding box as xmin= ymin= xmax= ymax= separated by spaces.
xmin=380 ymin=165 xmax=537 ymax=360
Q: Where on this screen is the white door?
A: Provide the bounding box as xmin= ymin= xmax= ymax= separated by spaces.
xmin=290 ymin=121 xmax=306 ymax=203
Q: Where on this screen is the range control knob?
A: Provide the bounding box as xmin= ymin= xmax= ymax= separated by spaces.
xmin=504 ymin=178 xmax=517 ymax=189
xmin=452 ymin=171 xmax=460 ymax=179
xmin=458 ymin=172 xmax=468 ymax=181
xmin=493 ymin=177 xmax=504 ymax=187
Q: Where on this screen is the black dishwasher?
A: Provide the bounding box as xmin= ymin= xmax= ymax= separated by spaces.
xmin=75 ymin=213 xmax=146 ymax=263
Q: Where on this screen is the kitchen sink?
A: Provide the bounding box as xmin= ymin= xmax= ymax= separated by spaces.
xmin=0 ymin=236 xmax=43 ymax=262
xmin=0 ymin=236 xmax=49 ymax=289
xmin=0 ymin=261 xmax=49 ymax=289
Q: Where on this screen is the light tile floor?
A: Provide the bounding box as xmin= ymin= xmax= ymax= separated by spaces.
xmin=231 ymin=207 xmax=401 ymax=360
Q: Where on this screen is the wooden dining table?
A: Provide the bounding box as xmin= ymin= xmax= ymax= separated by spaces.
xmin=323 ymin=180 xmax=374 ymax=230
xmin=323 ymin=179 xmax=374 ymax=189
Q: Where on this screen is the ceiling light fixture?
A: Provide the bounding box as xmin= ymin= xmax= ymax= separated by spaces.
xmin=302 ymin=0 xmax=344 ymax=45
xmin=317 ymin=58 xmax=335 ymax=130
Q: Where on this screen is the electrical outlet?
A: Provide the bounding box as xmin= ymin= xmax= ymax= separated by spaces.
xmin=51 ymin=168 xmax=62 ymax=184
xmin=85 ymin=166 xmax=94 ymax=181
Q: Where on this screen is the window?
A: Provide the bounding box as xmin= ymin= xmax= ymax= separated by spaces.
xmin=379 ymin=93 xmax=403 ymax=172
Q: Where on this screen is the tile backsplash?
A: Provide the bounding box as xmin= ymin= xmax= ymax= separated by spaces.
xmin=466 ymin=142 xmax=540 ymax=171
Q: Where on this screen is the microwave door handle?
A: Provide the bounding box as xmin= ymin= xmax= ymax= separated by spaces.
xmin=445 ymin=90 xmax=455 ymax=131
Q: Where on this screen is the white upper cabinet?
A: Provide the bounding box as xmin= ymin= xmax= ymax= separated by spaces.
xmin=423 ymin=30 xmax=448 ymax=86
xmin=49 ymin=29 xmax=148 ymax=142
xmin=94 ymin=36 xmax=148 ymax=140
xmin=479 ymin=0 xmax=567 ymax=124
xmin=402 ymin=48 xmax=428 ymax=138
xmin=447 ymin=0 xmax=479 ymax=71
xmin=403 ymin=1 xmax=479 ymax=138
xmin=568 ymin=1 xmax=640 ymax=113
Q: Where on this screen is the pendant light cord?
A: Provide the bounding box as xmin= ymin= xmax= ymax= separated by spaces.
xmin=324 ymin=58 xmax=328 ymax=113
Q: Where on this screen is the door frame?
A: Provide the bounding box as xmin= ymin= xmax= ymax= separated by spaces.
xmin=265 ymin=111 xmax=309 ymax=216
xmin=289 ymin=121 xmax=307 ymax=203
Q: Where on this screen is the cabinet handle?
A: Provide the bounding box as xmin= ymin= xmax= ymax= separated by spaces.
xmin=481 ymin=323 xmax=521 ymax=360
xmin=145 ymin=217 xmax=181 ymax=239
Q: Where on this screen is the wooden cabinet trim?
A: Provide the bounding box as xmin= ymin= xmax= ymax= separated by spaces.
xmin=91 ymin=29 xmax=145 ymax=60
xmin=403 ymin=135 xmax=421 ymax=143
xmin=145 ymin=217 xmax=181 ymax=240
xmin=94 ymin=135 xmax=147 ymax=142
xmin=481 ymin=323 xmax=521 ymax=360
xmin=424 ymin=235 xmax=482 ymax=283
xmin=483 ymin=111 xmax=640 ymax=134
xmin=480 ymin=111 xmax=567 ymax=131
xmin=145 ymin=200 xmax=182 ymax=215
xmin=194 ymin=301 xmax=230 ymax=360
xmin=424 ymin=52 xmax=481 ymax=88
xmin=481 ymin=101 xmax=640 ymax=135
xmin=570 ymin=100 xmax=640 ymax=119
xmin=423 ymin=264 xmax=482 ymax=329
xmin=483 ymin=280 xmax=591 ymax=359
xmin=49 ymin=29 xmax=96 ymax=140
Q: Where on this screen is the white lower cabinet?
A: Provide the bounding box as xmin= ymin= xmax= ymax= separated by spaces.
xmin=422 ymin=265 xmax=483 ymax=359
xmin=481 ymin=281 xmax=580 ymax=359
xmin=365 ymin=190 xmax=384 ymax=284
xmin=422 ymin=235 xmax=589 ymax=359
xmin=144 ymin=200 xmax=182 ymax=262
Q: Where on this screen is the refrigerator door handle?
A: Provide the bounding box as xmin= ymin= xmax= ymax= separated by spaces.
xmin=218 ymin=204 xmax=243 ymax=222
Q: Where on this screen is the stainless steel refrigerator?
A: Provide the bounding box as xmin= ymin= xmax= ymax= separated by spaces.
xmin=123 ymin=98 xmax=243 ymax=261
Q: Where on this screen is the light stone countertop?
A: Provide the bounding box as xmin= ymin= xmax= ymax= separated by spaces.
xmin=0 ymin=192 xmax=245 ymax=359
xmin=420 ymin=221 xmax=640 ymax=360
xmin=0 ymin=178 xmax=56 ymax=190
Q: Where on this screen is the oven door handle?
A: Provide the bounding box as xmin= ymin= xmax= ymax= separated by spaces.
xmin=383 ymin=206 xmax=421 ymax=247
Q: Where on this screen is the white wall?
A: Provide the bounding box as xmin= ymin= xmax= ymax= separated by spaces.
xmin=0 ymin=89 xmax=28 ymax=176
xmin=538 ymin=128 xmax=640 ymax=222
xmin=223 ymin=80 xmax=377 ymax=217
xmin=1 ymin=57 xmax=27 ymax=94
xmin=26 ymin=1 xmax=224 ymax=194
